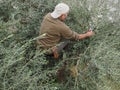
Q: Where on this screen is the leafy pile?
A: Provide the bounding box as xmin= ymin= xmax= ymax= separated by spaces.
xmin=0 ymin=0 xmax=120 ymax=90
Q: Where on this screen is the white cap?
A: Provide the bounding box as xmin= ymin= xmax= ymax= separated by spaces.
xmin=51 ymin=3 xmax=70 ymax=18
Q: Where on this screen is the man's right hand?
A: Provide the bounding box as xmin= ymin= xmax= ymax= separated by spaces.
xmin=86 ymin=30 xmax=95 ymax=37
xmin=79 ymin=31 xmax=95 ymax=40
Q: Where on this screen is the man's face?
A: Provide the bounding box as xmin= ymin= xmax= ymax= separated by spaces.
xmin=59 ymin=12 xmax=69 ymax=21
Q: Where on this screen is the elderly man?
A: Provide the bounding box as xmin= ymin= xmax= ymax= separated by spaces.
xmin=37 ymin=3 xmax=94 ymax=58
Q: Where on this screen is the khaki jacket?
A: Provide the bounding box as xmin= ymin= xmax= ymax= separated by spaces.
xmin=37 ymin=13 xmax=79 ymax=49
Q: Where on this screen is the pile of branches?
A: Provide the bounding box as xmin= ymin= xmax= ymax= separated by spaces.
xmin=0 ymin=0 xmax=120 ymax=90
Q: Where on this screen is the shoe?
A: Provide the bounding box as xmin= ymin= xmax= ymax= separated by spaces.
xmin=51 ymin=46 xmax=59 ymax=59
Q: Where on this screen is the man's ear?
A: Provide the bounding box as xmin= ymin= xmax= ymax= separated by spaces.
xmin=59 ymin=14 xmax=63 ymax=18
xmin=60 ymin=14 xmax=65 ymax=20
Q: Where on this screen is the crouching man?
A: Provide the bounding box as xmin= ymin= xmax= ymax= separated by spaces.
xmin=36 ymin=3 xmax=95 ymax=80
xmin=36 ymin=3 xmax=94 ymax=58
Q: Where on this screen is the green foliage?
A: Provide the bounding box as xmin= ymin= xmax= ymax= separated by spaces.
xmin=0 ymin=0 xmax=120 ymax=90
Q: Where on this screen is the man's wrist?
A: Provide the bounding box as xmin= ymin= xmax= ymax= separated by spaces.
xmin=79 ymin=33 xmax=88 ymax=40
xmin=85 ymin=33 xmax=89 ymax=37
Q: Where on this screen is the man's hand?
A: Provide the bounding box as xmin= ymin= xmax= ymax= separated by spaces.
xmin=79 ymin=30 xmax=95 ymax=40
xmin=86 ymin=30 xmax=95 ymax=37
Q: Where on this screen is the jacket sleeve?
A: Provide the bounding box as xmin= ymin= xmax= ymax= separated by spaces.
xmin=59 ymin=23 xmax=80 ymax=40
